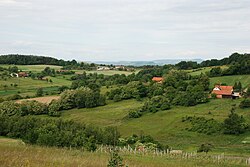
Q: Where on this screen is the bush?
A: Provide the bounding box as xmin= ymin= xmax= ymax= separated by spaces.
xmin=223 ymin=109 xmax=248 ymax=135
xmin=20 ymin=100 xmax=48 ymax=115
xmin=183 ymin=116 xmax=222 ymax=135
xmin=197 ymin=143 xmax=213 ymax=153
xmin=0 ymin=100 xmax=48 ymax=116
xmin=7 ymin=94 xmax=22 ymax=100
xmin=113 ymin=94 xmax=122 ymax=102
xmin=239 ymin=99 xmax=250 ymax=108
xmin=107 ymin=149 xmax=126 ymax=167
xmin=0 ymin=101 xmax=21 ymax=116
xmin=36 ymin=88 xmax=44 ymax=97
xmin=128 ymin=110 xmax=142 ymax=118
xmin=0 ymin=115 xmax=122 ymax=151
xmin=142 ymin=96 xmax=171 ymax=113
xmin=48 ymin=100 xmax=61 ymax=117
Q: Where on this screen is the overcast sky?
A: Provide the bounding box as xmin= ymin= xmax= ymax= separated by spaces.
xmin=0 ymin=0 xmax=250 ymax=61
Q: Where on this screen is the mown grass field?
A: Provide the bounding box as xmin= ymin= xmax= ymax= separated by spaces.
xmin=0 ymin=64 xmax=62 ymax=72
xmin=187 ymin=66 xmax=229 ymax=76
xmin=0 ymin=76 xmax=71 ymax=98
xmin=0 ymin=137 xmax=246 ymax=167
xmin=210 ymin=75 xmax=250 ymax=89
xmin=60 ymin=98 xmax=250 ymax=156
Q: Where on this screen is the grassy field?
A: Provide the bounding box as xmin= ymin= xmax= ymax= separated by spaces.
xmin=0 ymin=64 xmax=139 ymax=75
xmin=74 ymin=69 xmax=140 ymax=76
xmin=188 ymin=66 xmax=229 ymax=76
xmin=60 ymin=98 xmax=250 ymax=156
xmin=210 ymin=75 xmax=250 ymax=89
xmin=0 ymin=64 xmax=62 ymax=72
xmin=0 ymin=137 xmax=246 ymax=167
xmin=0 ymin=76 xmax=71 ymax=98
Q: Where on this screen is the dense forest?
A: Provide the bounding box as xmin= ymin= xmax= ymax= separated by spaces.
xmin=0 ymin=54 xmax=96 ymax=70
xmin=175 ymin=53 xmax=250 ymax=69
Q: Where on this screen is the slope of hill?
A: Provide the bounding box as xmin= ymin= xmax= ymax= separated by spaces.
xmin=61 ymin=99 xmax=250 ymax=155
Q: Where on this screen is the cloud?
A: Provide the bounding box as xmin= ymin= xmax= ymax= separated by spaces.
xmin=0 ymin=0 xmax=30 ymax=7
xmin=0 ymin=0 xmax=250 ymax=61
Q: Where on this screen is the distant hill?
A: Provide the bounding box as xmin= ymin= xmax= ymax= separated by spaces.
xmin=93 ymin=59 xmax=203 ymax=66
xmin=0 ymin=54 xmax=77 ymax=66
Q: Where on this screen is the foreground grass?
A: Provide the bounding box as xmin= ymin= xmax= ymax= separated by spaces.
xmin=0 ymin=137 xmax=246 ymax=167
xmin=61 ymin=99 xmax=250 ymax=155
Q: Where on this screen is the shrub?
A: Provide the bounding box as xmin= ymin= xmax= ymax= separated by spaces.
xmin=7 ymin=94 xmax=22 ymax=100
xmin=36 ymin=88 xmax=44 ymax=97
xmin=223 ymin=109 xmax=248 ymax=135
xmin=20 ymin=100 xmax=48 ymax=115
xmin=197 ymin=143 xmax=213 ymax=153
xmin=107 ymin=149 xmax=126 ymax=167
xmin=183 ymin=116 xmax=222 ymax=135
xmin=48 ymin=100 xmax=61 ymax=117
xmin=239 ymin=99 xmax=250 ymax=108
xmin=113 ymin=94 xmax=122 ymax=102
xmin=128 ymin=110 xmax=142 ymax=118
xmin=142 ymin=96 xmax=171 ymax=113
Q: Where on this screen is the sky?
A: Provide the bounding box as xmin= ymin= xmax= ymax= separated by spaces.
xmin=0 ymin=0 xmax=250 ymax=62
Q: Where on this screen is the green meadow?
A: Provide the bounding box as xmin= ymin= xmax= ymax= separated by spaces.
xmin=0 ymin=76 xmax=71 ymax=98
xmin=210 ymin=75 xmax=250 ymax=88
xmin=74 ymin=69 xmax=139 ymax=76
xmin=188 ymin=66 xmax=229 ymax=76
xmin=0 ymin=64 xmax=62 ymax=72
xmin=60 ymin=98 xmax=250 ymax=156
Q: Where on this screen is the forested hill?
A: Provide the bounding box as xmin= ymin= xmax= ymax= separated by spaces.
xmin=175 ymin=53 xmax=250 ymax=70
xmin=0 ymin=54 xmax=77 ymax=66
xmin=200 ymin=53 xmax=250 ymax=67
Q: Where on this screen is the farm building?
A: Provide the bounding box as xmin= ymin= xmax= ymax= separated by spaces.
xmin=212 ymin=85 xmax=239 ymax=99
xmin=97 ymin=66 xmax=110 ymax=71
xmin=18 ymin=72 xmax=28 ymax=77
xmin=10 ymin=72 xmax=28 ymax=77
xmin=152 ymin=77 xmax=163 ymax=83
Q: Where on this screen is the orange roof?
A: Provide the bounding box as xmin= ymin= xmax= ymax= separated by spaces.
xmin=212 ymin=85 xmax=233 ymax=95
xmin=152 ymin=77 xmax=163 ymax=82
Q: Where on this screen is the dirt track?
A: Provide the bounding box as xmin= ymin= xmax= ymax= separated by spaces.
xmin=17 ymin=96 xmax=60 ymax=104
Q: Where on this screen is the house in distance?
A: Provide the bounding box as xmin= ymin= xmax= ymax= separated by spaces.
xmin=212 ymin=85 xmax=239 ymax=99
xmin=152 ymin=77 xmax=163 ymax=83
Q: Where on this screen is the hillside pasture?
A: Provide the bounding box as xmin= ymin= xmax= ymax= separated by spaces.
xmin=61 ymin=98 xmax=250 ymax=155
xmin=0 ymin=76 xmax=71 ymax=98
xmin=188 ymin=66 xmax=229 ymax=76
xmin=0 ymin=64 xmax=62 ymax=72
xmin=210 ymin=75 xmax=250 ymax=88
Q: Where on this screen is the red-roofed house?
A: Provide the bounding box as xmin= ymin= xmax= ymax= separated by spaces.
xmin=212 ymin=85 xmax=234 ymax=98
xmin=152 ymin=77 xmax=163 ymax=83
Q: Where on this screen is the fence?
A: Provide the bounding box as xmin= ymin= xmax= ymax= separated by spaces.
xmin=95 ymin=145 xmax=250 ymax=166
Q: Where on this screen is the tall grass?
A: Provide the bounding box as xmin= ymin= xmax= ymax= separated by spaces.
xmin=0 ymin=137 xmax=247 ymax=167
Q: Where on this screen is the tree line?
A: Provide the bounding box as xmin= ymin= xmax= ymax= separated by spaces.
xmin=175 ymin=53 xmax=250 ymax=70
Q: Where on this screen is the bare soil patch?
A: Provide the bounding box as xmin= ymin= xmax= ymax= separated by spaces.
xmin=17 ymin=96 xmax=60 ymax=104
